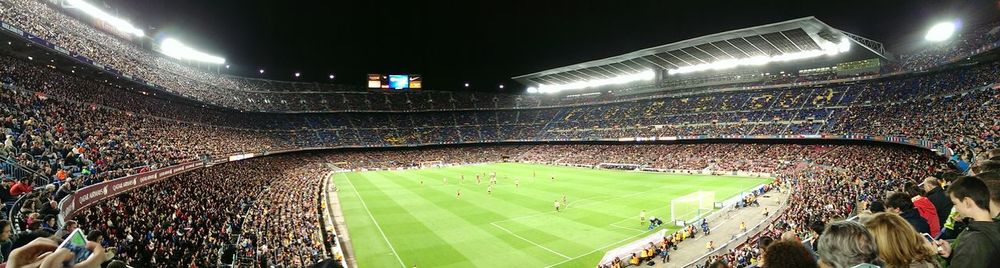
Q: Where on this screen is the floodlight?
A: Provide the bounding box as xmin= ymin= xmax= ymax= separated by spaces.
xmin=499 ymin=84 xmax=505 ymax=89
xmin=667 ymin=38 xmax=850 ymax=75
xmin=294 ymin=72 xmax=301 ymax=77
xmin=464 ymin=83 xmax=469 ymax=88
xmin=259 ymin=69 xmax=265 ymax=74
xmin=160 ymin=38 xmax=225 ymax=64
xmin=225 ymin=65 xmax=230 ymax=69
xmin=526 ymin=87 xmax=538 ymax=93
xmin=329 ymin=74 xmax=335 ymax=79
xmin=67 ymin=0 xmax=144 ymax=37
xmin=925 ymin=21 xmax=957 ymax=42
xmin=535 ymin=70 xmax=655 ymax=93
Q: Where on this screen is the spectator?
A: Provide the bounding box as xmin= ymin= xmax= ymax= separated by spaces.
xmin=817 ymin=221 xmax=883 ymax=268
xmin=748 ymin=236 xmax=774 ymax=268
xmin=764 ymin=240 xmax=817 ymax=268
xmin=885 ymin=192 xmax=931 ymax=234
xmin=0 ymin=179 xmax=14 ymax=203
xmin=54 ymin=220 xmax=78 ymax=241
xmin=8 ymin=178 xmax=32 ymax=197
xmin=922 ymin=177 xmax=951 ymax=227
xmin=863 ymin=212 xmax=940 ymax=268
xmin=905 ymin=182 xmax=940 ymax=238
xmin=936 ymin=176 xmax=1000 ymax=267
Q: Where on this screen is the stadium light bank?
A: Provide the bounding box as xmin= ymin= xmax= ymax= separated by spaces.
xmin=66 ymin=0 xmax=144 ymax=37
xmin=159 ymin=38 xmax=226 ymax=64
xmin=528 ymin=38 xmax=850 ymax=94
xmin=925 ymin=21 xmax=958 ymax=42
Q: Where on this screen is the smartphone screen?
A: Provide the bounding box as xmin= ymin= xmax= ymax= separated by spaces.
xmin=58 ymin=229 xmax=92 ymax=264
xmin=921 ymin=233 xmax=943 ymax=251
xmin=921 ymin=233 xmax=934 ymax=242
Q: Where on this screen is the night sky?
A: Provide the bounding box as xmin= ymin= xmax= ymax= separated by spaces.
xmin=102 ymin=0 xmax=999 ymax=92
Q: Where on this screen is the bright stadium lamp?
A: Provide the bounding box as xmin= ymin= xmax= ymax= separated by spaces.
xmin=259 ymin=69 xmax=265 ymax=74
xmin=526 ymin=87 xmax=538 ymax=94
xmin=160 ymin=38 xmax=225 ymax=64
xmin=535 ymin=69 xmax=655 ymax=94
xmin=294 ymin=72 xmax=301 ymax=78
xmin=464 ymin=82 xmax=470 ymax=88
xmin=925 ymin=21 xmax=957 ymax=42
xmin=329 ymin=74 xmax=335 ymax=79
xmin=499 ymin=84 xmax=505 ymax=89
xmin=66 ymin=0 xmax=144 ymax=37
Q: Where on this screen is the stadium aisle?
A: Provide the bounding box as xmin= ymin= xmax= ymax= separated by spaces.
xmin=654 ymin=191 xmax=789 ymax=267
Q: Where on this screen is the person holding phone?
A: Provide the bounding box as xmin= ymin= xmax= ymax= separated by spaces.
xmin=5 ymin=235 xmax=106 ymax=268
xmin=863 ymin=212 xmax=940 ymax=268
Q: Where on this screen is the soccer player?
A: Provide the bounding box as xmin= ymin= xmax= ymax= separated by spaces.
xmin=456 ymin=189 xmax=461 ymax=199
xmin=555 ymin=200 xmax=561 ymax=212
xmin=515 ymin=178 xmax=520 ymax=188
xmin=562 ymin=194 xmax=567 ymax=206
xmin=551 ymin=176 xmax=555 ymax=182
xmin=419 ymin=179 xmax=423 ymax=186
xmin=640 ymin=210 xmax=647 ymax=226
xmin=461 ymin=175 xmax=464 ymax=184
xmin=443 ymin=177 xmax=447 ymax=185
xmin=476 ymin=175 xmax=481 ymax=185
xmin=487 ymin=185 xmax=493 ymax=196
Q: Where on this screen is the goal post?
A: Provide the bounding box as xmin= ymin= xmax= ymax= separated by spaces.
xmin=419 ymin=161 xmax=444 ymax=168
xmin=670 ymin=191 xmax=716 ymax=226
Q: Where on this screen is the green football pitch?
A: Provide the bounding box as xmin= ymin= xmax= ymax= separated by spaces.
xmin=331 ymin=162 xmax=770 ymax=268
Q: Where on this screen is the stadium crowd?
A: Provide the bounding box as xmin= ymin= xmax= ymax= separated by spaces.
xmin=0 ymin=0 xmax=997 ymax=114
xmin=0 ymin=0 xmax=993 ymax=267
xmin=67 ymin=155 xmax=330 ymax=267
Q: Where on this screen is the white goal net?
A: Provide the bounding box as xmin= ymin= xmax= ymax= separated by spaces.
xmin=670 ymin=191 xmax=715 ymax=226
xmin=419 ymin=161 xmax=444 ymax=168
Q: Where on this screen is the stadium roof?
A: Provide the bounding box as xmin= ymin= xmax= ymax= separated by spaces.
xmin=513 ymin=16 xmax=889 ymax=90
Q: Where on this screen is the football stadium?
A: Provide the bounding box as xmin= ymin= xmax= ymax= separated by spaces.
xmin=0 ymin=0 xmax=995 ymax=268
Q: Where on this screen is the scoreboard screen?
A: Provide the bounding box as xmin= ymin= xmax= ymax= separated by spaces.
xmin=368 ymin=74 xmax=422 ymax=90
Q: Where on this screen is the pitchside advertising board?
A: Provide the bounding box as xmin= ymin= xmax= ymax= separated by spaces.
xmin=58 ymin=161 xmax=204 ymax=221
xmin=367 ymin=73 xmax=422 ymax=90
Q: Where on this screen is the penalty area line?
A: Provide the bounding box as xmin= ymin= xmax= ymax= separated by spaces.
xmin=490 ymin=222 xmax=571 ymax=260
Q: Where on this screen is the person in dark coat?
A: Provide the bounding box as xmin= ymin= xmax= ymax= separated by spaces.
xmin=885 ymin=192 xmax=930 ymax=234
xmin=922 ymin=177 xmax=951 ymax=227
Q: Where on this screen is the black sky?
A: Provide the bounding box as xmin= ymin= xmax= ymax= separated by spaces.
xmin=102 ymin=0 xmax=999 ymax=92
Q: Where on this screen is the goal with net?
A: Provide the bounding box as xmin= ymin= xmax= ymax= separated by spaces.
xmin=419 ymin=161 xmax=444 ymax=168
xmin=670 ymin=191 xmax=716 ymax=226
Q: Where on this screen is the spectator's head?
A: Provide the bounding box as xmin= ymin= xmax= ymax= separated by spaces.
xmin=781 ymin=230 xmax=800 ymax=242
xmin=869 ymin=200 xmax=885 ymax=213
xmin=971 ymin=160 xmax=1000 ymax=175
xmin=764 ymin=240 xmax=818 ymax=268
xmin=863 ymin=212 xmax=937 ymax=267
xmin=86 ymin=230 xmax=104 ymax=243
xmin=757 ymin=236 xmax=775 ymax=265
xmin=64 ymin=220 xmax=78 ymax=233
xmin=810 ymin=220 xmax=826 ymax=236
xmin=884 ymin=192 xmax=914 ymax=214
xmin=817 ymin=221 xmax=881 ymax=268
xmin=0 ymin=220 xmax=10 ymax=241
xmin=708 ymin=260 xmax=729 ymax=268
xmin=921 ymin=177 xmax=940 ymax=193
xmin=107 ymin=260 xmax=129 ymax=268
xmin=43 ymin=215 xmax=56 ymax=228
xmin=947 ymin=176 xmax=991 ymax=219
xmin=979 ymin=171 xmax=1000 ymax=213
